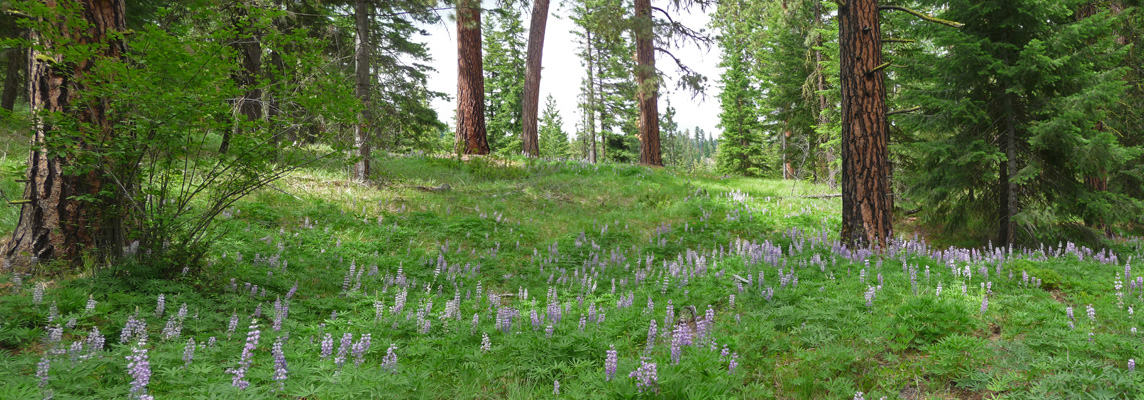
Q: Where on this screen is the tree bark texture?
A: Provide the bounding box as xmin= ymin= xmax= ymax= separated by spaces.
xmin=7 ymin=0 xmax=128 ymax=267
xmin=839 ymin=0 xmax=892 ymax=247
xmin=2 ymin=42 xmax=24 ymax=111
xmin=584 ymin=27 xmax=597 ymax=163
xmin=353 ymin=0 xmax=371 ymax=180
xmin=456 ymin=0 xmax=489 ymax=155
xmin=1077 ymin=1 xmax=1119 ymax=237
xmin=997 ymin=93 xmax=1017 ymax=246
xmin=222 ymin=3 xmax=263 ymax=154
xmin=634 ymin=0 xmax=661 ymax=166
xmin=520 ymin=0 xmax=549 ymax=157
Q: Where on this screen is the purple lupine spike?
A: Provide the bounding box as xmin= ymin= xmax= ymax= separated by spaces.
xmin=183 ymin=338 xmax=195 ymax=366
xmin=126 ymin=340 xmax=153 ymax=400
xmin=36 ymin=356 xmax=50 ymax=388
xmin=353 ymin=334 xmax=372 ymax=366
xmin=335 ymin=332 xmax=352 ymax=368
xmin=272 ymin=337 xmax=288 ymax=390
xmin=605 ymin=345 xmax=618 ymax=381
xmin=728 ymin=352 xmax=739 ymax=374
xmin=645 ymin=320 xmax=657 ymax=351
xmin=554 ymin=380 xmax=560 ymax=395
xmin=480 ymin=333 xmax=491 ymax=352
xmin=228 ymin=319 xmax=260 ymax=389
xmin=629 ymin=357 xmax=658 ymax=393
xmin=381 ymin=343 xmax=398 ymax=373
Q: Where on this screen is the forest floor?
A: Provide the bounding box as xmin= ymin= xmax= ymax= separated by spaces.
xmin=0 ymin=127 xmax=1143 ymax=399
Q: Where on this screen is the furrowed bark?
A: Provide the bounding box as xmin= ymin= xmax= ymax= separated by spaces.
xmin=353 ymin=0 xmax=371 ymax=180
xmin=455 ymin=0 xmax=489 ymax=155
xmin=634 ymin=0 xmax=661 ymax=166
xmin=8 ymin=0 xmax=128 ymax=268
xmin=839 ymin=0 xmax=892 ymax=247
xmin=520 ymin=0 xmax=549 ymax=158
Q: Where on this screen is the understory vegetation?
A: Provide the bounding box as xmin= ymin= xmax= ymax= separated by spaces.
xmin=1 ymin=143 xmax=1142 ymax=399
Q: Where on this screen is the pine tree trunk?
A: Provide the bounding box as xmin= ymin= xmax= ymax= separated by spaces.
xmin=634 ymin=0 xmax=661 ymax=166
xmin=1077 ymin=1 xmax=1118 ymax=237
xmin=839 ymin=0 xmax=892 ymax=246
xmin=998 ymin=93 xmax=1017 ymax=246
xmin=585 ymin=28 xmax=597 ymax=163
xmin=222 ymin=3 xmax=263 ymax=154
xmin=520 ymin=0 xmax=549 ymax=158
xmin=1 ymin=42 xmax=23 ymax=111
xmin=7 ymin=0 xmax=128 ymax=268
xmin=456 ymin=0 xmax=489 ymax=155
xmin=353 ymin=0 xmax=371 ymax=181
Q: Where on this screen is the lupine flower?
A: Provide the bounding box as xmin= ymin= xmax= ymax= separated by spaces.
xmin=32 ymin=283 xmax=44 ymax=304
xmin=183 ymin=338 xmax=195 ymax=366
xmin=530 ymin=310 xmax=540 ymax=331
xmin=545 ymin=325 xmax=554 ymax=338
xmin=154 ymin=294 xmax=165 ymax=318
xmin=579 ymin=314 xmax=587 ymax=332
xmin=728 ymin=352 xmax=739 ymax=374
xmin=936 ymin=282 xmax=943 ymax=297
xmin=227 ymin=313 xmax=239 ymax=339
xmin=642 ymin=319 xmax=658 ymax=351
xmin=272 ymin=337 xmax=288 ymax=390
xmin=335 ymin=332 xmax=352 ymax=368
xmin=381 ymin=343 xmax=398 ymax=373
xmin=126 ymin=340 xmax=153 ymax=400
xmin=208 ymin=337 xmax=216 ymax=347
xmin=670 ymin=325 xmax=685 ymax=365
xmin=864 ymin=286 xmax=876 ymax=310
xmin=1130 ymin=359 xmax=1136 ymax=372
xmin=86 ymin=327 xmax=105 ymax=355
xmin=480 ymin=333 xmax=491 ymax=352
xmin=85 ymin=295 xmax=96 ymax=312
xmin=853 ymin=392 xmax=865 ymax=400
xmin=48 ymin=301 xmax=59 ymax=323
xmin=352 ymin=333 xmax=372 ymax=366
xmin=554 ymin=380 xmax=560 ymax=395
xmin=605 ymin=345 xmax=618 ymax=381
xmin=1067 ymin=306 xmax=1074 ymax=321
xmin=980 ymin=296 xmax=989 ymax=314
xmin=1087 ymin=304 xmax=1096 ymax=324
xmin=629 ymin=357 xmax=658 ymax=393
xmin=228 ymin=319 xmax=261 ymax=389
xmin=471 ymin=313 xmax=479 ymax=334
xmin=37 ymin=356 xmax=50 ymax=388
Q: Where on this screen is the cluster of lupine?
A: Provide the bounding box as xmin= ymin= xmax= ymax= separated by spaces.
xmin=126 ymin=340 xmax=153 ymax=400
xmin=272 ymin=337 xmax=288 ymax=390
xmin=629 ymin=357 xmax=658 ymax=393
xmin=228 ymin=319 xmax=261 ymax=389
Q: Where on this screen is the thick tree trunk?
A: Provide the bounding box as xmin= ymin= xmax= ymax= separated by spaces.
xmin=520 ymin=0 xmax=549 ymax=158
xmin=7 ymin=0 xmax=128 ymax=268
xmin=222 ymin=3 xmax=263 ymax=154
xmin=839 ymin=0 xmax=892 ymax=247
xmin=585 ymin=28 xmax=597 ymax=163
xmin=1077 ymin=1 xmax=1119 ymax=237
xmin=2 ymin=42 xmax=24 ymax=111
xmin=814 ymin=2 xmax=838 ymax=189
xmin=456 ymin=0 xmax=489 ymax=155
xmin=997 ymin=94 xmax=1017 ymax=246
xmin=634 ymin=0 xmax=661 ymax=166
xmin=353 ymin=0 xmax=371 ymax=181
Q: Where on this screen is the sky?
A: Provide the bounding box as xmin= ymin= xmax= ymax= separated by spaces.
xmin=417 ymin=2 xmax=724 ymax=139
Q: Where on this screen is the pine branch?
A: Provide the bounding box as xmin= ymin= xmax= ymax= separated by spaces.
xmin=887 ymin=106 xmax=923 ymax=116
xmin=868 ymin=61 xmax=892 ymax=75
xmin=879 ymin=6 xmax=964 ymax=28
xmin=882 ymin=38 xmax=917 ymax=44
xmin=832 ymin=0 xmax=846 ymax=7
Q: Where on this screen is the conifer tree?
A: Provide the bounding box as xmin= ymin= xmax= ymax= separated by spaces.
xmin=483 ymin=7 xmax=527 ymax=154
xmin=538 ymin=95 xmax=570 ymax=158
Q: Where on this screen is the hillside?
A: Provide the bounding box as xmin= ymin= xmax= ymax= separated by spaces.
xmin=1 ymin=152 xmax=1142 ymax=399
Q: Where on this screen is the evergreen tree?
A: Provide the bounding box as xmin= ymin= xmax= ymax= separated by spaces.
xmin=900 ymin=0 xmax=1140 ymax=244
xmin=713 ymin=1 xmax=765 ymax=177
xmin=539 ymin=95 xmax=570 ymax=158
xmin=483 ymin=7 xmax=527 ymax=154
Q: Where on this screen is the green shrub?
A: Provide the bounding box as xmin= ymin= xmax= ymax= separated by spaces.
xmin=890 ymin=296 xmax=977 ymax=350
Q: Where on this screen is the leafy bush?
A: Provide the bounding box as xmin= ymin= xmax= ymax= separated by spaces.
xmin=890 ymin=295 xmax=977 ymax=350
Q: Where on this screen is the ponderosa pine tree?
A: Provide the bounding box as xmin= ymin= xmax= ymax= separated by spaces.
xmin=7 ymin=0 xmax=128 ymax=265
xmin=521 ymin=0 xmax=551 ymax=157
xmin=456 ymin=0 xmax=490 ymax=155
xmin=538 ymin=95 xmax=569 ymax=158
xmin=352 ymin=0 xmax=371 ymax=181
xmin=713 ymin=0 xmax=765 ymax=177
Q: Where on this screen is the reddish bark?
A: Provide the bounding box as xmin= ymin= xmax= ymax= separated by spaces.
xmin=7 ymin=0 xmax=128 ymax=267
xmin=520 ymin=0 xmax=550 ymax=158
xmin=353 ymin=0 xmax=371 ymax=180
xmin=455 ymin=0 xmax=489 ymax=155
xmin=839 ymin=0 xmax=892 ymax=247
xmin=634 ymin=0 xmax=661 ymax=166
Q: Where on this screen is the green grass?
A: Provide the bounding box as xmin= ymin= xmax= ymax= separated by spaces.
xmin=0 ymin=142 xmax=1142 ymax=399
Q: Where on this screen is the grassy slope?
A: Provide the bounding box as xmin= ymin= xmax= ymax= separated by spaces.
xmin=0 ymin=139 xmax=1142 ymax=399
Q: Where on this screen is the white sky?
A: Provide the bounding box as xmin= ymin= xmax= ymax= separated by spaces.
xmin=417 ymin=2 xmax=723 ymax=139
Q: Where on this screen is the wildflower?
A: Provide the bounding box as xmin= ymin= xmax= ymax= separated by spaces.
xmin=545 ymin=325 xmax=554 ymax=338
xmin=471 ymin=313 xmax=479 ymax=334
xmin=126 ymin=340 xmax=153 ymax=400
xmin=352 ymin=333 xmax=372 ymax=366
xmin=864 ymin=286 xmax=876 ymax=310
xmin=980 ymin=296 xmax=989 ymax=314
xmin=1067 ymin=306 xmax=1074 ymax=321
xmin=154 ymin=294 xmax=165 ymax=318
xmin=1087 ymin=304 xmax=1096 ymax=324
xmin=121 ymin=314 xmax=148 ymax=344
xmin=936 ymin=282 xmax=943 ymax=297
xmin=1131 ymin=359 xmax=1136 ymax=372
xmin=728 ymin=352 xmax=739 ymax=374
xmin=37 ymin=356 xmax=50 ymax=388
xmin=85 ymin=295 xmax=96 ymax=312
xmin=183 ymin=338 xmax=195 ymax=366
xmin=853 ymin=392 xmax=865 ymax=400
xmin=554 ymin=380 xmax=560 ymax=395
xmin=480 ymin=333 xmax=491 ymax=352
xmin=228 ymin=319 xmax=261 ymax=389
xmin=227 ymin=313 xmax=239 ymax=339
xmin=579 ymin=314 xmax=587 ymax=332
xmin=605 ymin=345 xmax=618 ymax=381
xmin=32 ymin=283 xmax=44 ymax=304
xmin=376 ymin=343 xmax=398 ymax=373
xmin=335 ymin=332 xmax=352 ymax=368
xmin=86 ymin=327 xmax=105 ymax=355
xmin=272 ymin=337 xmax=288 ymax=390
xmin=629 ymin=357 xmax=658 ymax=393
xmin=645 ymin=320 xmax=657 ymax=351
